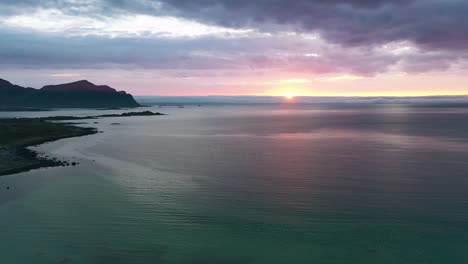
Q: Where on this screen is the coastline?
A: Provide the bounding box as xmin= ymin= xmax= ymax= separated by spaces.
xmin=0 ymin=119 xmax=98 ymax=177
xmin=0 ymin=111 xmax=163 ymax=177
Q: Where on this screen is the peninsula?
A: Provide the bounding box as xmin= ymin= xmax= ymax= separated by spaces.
xmin=0 ymin=118 xmax=97 ymax=176
xmin=0 ymin=111 xmax=163 ymax=176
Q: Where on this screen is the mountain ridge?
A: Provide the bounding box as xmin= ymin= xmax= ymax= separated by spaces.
xmin=0 ymin=78 xmax=140 ymax=108
xmin=41 ymin=80 xmax=117 ymax=93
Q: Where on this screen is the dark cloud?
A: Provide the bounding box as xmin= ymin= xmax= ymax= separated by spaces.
xmin=0 ymin=0 xmax=78 ymax=14
xmin=3 ymin=27 xmax=460 ymax=76
xmin=0 ymin=29 xmax=234 ymax=70
xmin=2 ymin=0 xmax=467 ymax=52
xmin=154 ymin=0 xmax=468 ymax=51
xmin=0 ymin=0 xmax=466 ymax=77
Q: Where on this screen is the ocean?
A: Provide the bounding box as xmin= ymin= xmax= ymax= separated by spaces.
xmin=1 ymin=98 xmax=468 ymax=263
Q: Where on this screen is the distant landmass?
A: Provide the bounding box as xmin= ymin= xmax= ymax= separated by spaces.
xmin=0 ymin=78 xmax=140 ymax=108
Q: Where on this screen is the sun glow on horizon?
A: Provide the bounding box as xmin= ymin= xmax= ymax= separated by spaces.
xmin=285 ymin=93 xmax=295 ymax=100
xmin=263 ymin=86 xmax=311 ymax=98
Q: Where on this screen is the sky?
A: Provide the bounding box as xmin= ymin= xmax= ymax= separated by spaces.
xmin=1 ymin=0 xmax=468 ymax=96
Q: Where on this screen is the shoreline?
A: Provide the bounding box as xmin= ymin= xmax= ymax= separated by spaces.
xmin=0 ymin=119 xmax=98 ymax=177
xmin=0 ymin=111 xmax=163 ymax=177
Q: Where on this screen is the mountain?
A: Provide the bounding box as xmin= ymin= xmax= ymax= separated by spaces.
xmin=42 ymin=80 xmax=117 ymax=93
xmin=0 ymin=78 xmax=140 ymax=108
xmin=0 ymin=78 xmax=24 ymax=91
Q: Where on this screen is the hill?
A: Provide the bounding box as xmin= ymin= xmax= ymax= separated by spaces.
xmin=0 ymin=78 xmax=140 ymax=108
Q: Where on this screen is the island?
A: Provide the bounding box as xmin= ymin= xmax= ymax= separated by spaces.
xmin=0 ymin=111 xmax=164 ymax=176
xmin=0 ymin=78 xmax=140 ymax=109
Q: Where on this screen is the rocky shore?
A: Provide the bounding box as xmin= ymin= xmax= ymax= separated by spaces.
xmin=0 ymin=111 xmax=163 ymax=176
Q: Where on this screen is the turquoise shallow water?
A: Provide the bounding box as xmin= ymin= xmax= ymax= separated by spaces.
xmin=1 ymin=105 xmax=468 ymax=263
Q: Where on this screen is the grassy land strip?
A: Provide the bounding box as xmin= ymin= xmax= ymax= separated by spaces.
xmin=0 ymin=118 xmax=97 ymax=176
xmin=0 ymin=111 xmax=164 ymax=176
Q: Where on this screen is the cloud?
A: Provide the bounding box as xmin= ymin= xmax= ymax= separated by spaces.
xmin=50 ymin=73 xmax=81 ymax=78
xmin=1 ymin=8 xmax=251 ymax=38
xmin=0 ymin=28 xmax=393 ymax=75
xmin=2 ymin=0 xmax=467 ymax=52
xmin=155 ymin=0 xmax=468 ymax=52
xmin=0 ymin=0 xmax=467 ymax=82
xmin=1 ymin=25 xmax=466 ymax=80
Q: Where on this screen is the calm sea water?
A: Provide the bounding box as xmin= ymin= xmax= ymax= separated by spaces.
xmin=1 ymin=103 xmax=468 ymax=263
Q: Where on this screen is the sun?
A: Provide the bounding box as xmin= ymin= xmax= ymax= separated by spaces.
xmin=284 ymin=93 xmax=295 ymax=100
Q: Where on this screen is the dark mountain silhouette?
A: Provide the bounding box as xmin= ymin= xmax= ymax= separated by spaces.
xmin=0 ymin=78 xmax=29 ymax=91
xmin=0 ymin=78 xmax=140 ymax=108
xmin=42 ymin=80 xmax=117 ymax=93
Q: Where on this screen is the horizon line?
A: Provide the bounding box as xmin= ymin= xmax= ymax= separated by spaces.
xmin=134 ymin=94 xmax=468 ymax=98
